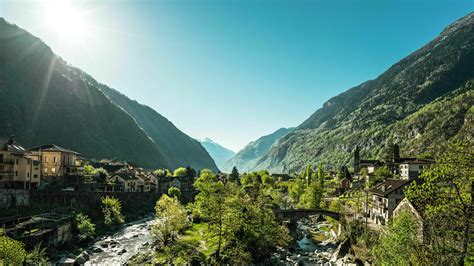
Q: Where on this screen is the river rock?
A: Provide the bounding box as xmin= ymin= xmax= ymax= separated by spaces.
xmin=60 ymin=257 xmax=75 ymax=265
xmin=117 ymin=248 xmax=127 ymax=255
xmin=74 ymin=251 xmax=90 ymax=265
xmin=100 ymin=242 xmax=109 ymax=248
xmin=92 ymin=247 xmax=103 ymax=253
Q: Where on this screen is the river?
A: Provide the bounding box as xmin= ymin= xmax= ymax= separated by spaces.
xmin=270 ymin=216 xmax=339 ymax=265
xmin=58 ymin=215 xmax=338 ymax=265
xmin=57 ymin=215 xmax=156 ymax=265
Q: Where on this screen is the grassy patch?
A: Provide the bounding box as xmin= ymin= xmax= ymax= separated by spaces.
xmin=154 ymin=222 xmax=218 ymax=264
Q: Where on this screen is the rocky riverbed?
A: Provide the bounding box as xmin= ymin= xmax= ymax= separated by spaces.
xmin=56 ymin=215 xmax=156 ymax=265
xmin=269 ymin=216 xmax=356 ymax=265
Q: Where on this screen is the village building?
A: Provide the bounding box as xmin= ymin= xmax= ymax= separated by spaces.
xmin=368 ymin=179 xmax=412 ymax=225
xmin=399 ymin=158 xmax=435 ymax=180
xmin=393 ymin=197 xmax=425 ymax=241
xmin=0 ymin=137 xmax=41 ymax=189
xmin=29 ymin=144 xmax=82 ymax=183
xmin=113 ymin=172 xmax=139 ymax=192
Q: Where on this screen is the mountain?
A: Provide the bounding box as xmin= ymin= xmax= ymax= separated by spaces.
xmin=97 ymin=87 xmax=218 ymax=171
xmin=199 ymin=138 xmax=235 ymax=170
xmin=0 ymin=18 xmax=218 ymax=171
xmin=253 ymin=12 xmax=474 ymax=173
xmin=221 ymin=127 xmax=294 ymax=173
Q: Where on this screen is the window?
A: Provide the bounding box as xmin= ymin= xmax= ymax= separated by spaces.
xmin=15 ymin=159 xmax=18 ymax=164
xmin=53 ymin=157 xmax=57 ymax=163
xmin=52 ymin=168 xmax=56 ymax=174
xmin=44 ymin=168 xmax=48 ymax=174
xmin=27 ymin=172 xmax=30 ymax=177
xmin=15 ymin=171 xmax=18 ymax=176
xmin=34 ymin=174 xmax=38 ymax=178
xmin=27 ymin=160 xmax=30 ymax=165
xmin=44 ymin=156 xmax=48 ymax=163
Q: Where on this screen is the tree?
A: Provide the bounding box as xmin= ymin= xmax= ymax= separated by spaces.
xmin=304 ymin=164 xmax=314 ymax=185
xmin=168 ymin=187 xmax=181 ymax=200
xmin=381 ymin=142 xmax=399 ymax=175
xmin=74 ymin=213 xmax=96 ymax=241
xmin=405 ymin=140 xmax=473 ymax=264
xmin=230 ymin=167 xmax=239 ymax=181
xmin=185 ymin=165 xmax=196 ymax=178
xmin=101 ymin=196 xmax=125 ymax=226
xmin=0 ymin=235 xmax=27 ymax=264
xmin=173 ymin=167 xmax=188 ymax=177
xmin=373 ymin=210 xmax=428 ymax=264
xmin=153 ymin=194 xmax=189 ymax=244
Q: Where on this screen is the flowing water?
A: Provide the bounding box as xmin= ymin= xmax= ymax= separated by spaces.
xmin=271 ymin=217 xmax=338 ymax=265
xmin=58 ymin=215 xmax=338 ymax=265
xmin=57 ymin=215 xmax=156 ymax=265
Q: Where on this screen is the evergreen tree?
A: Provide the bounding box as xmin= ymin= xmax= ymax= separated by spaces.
xmin=230 ymin=167 xmax=239 ymax=181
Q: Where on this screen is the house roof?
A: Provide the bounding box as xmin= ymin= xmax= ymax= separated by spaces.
xmin=113 ymin=172 xmax=139 ymax=181
xmin=399 ymin=158 xmax=435 ymax=165
xmin=360 ymin=160 xmax=383 ymax=166
xmin=1 ymin=137 xmax=28 ymax=154
xmin=29 ymin=144 xmax=81 ymax=155
xmin=369 ymin=179 xmax=412 ymax=197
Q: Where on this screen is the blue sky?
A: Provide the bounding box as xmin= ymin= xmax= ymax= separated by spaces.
xmin=1 ymin=0 xmax=473 ymax=151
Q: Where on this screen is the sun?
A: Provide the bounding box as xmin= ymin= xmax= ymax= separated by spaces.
xmin=44 ymin=1 xmax=89 ymax=44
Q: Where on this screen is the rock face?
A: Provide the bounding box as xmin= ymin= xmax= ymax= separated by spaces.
xmin=0 ymin=18 xmax=218 ymax=171
xmin=199 ymin=138 xmax=235 ymax=170
xmin=253 ymin=12 xmax=474 ymax=172
xmin=221 ymin=127 xmax=294 ymax=173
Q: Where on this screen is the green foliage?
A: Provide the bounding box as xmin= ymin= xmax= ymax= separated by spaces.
xmin=153 ymin=194 xmax=189 ymax=244
xmin=173 ymin=167 xmax=188 ymax=177
xmin=154 ymin=169 xmax=172 ymax=177
xmin=101 ymin=196 xmax=125 ymax=226
xmin=373 ymin=210 xmax=428 ymax=264
xmin=167 ymin=187 xmax=181 ymax=199
xmin=405 ymin=140 xmax=473 ymax=264
xmin=193 ymin=169 xmax=292 ymax=263
xmin=0 ymin=235 xmax=27 ymax=265
xmin=230 ymin=167 xmax=239 ymax=181
xmin=24 ymin=243 xmax=49 ymax=264
xmin=74 ymin=213 xmax=96 ymax=241
xmin=288 ymin=179 xmax=305 ymax=205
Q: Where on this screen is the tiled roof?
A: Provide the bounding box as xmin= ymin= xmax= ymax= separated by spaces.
xmin=369 ymin=179 xmax=412 ymax=197
xmin=399 ymin=158 xmax=435 ymax=164
xmin=1 ymin=138 xmax=28 ymax=154
xmin=29 ymin=144 xmax=81 ymax=155
xmin=113 ymin=172 xmax=139 ymax=181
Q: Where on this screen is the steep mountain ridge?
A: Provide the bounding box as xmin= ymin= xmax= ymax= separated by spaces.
xmin=199 ymin=138 xmax=235 ymax=170
xmin=221 ymin=127 xmax=294 ymax=173
xmin=253 ymin=12 xmax=474 ymax=172
xmin=0 ymin=18 xmax=218 ymax=171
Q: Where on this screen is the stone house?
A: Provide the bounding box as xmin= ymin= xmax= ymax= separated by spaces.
xmin=368 ymin=179 xmax=412 ymax=225
xmin=399 ymin=158 xmax=435 ymax=180
xmin=29 ymin=144 xmax=82 ymax=183
xmin=0 ymin=137 xmax=41 ymax=189
xmin=393 ymin=197 xmax=425 ymax=241
xmin=113 ymin=172 xmax=140 ymax=192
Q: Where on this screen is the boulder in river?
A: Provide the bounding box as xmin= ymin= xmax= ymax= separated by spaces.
xmin=117 ymin=248 xmax=127 ymax=255
xmin=75 ymin=251 xmax=90 ymax=265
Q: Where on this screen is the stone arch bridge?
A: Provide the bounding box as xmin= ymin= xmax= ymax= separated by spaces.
xmin=275 ymin=209 xmax=341 ymax=224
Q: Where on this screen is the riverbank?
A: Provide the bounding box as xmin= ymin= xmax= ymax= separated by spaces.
xmin=54 ymin=214 xmax=156 ymax=264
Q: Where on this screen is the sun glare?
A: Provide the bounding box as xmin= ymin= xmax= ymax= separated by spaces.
xmin=44 ymin=1 xmax=88 ymax=44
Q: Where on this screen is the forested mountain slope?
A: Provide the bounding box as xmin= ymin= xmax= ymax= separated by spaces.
xmin=221 ymin=127 xmax=294 ymax=172
xmin=254 ymin=12 xmax=474 ymax=173
xmin=0 ymin=18 xmax=218 ymax=171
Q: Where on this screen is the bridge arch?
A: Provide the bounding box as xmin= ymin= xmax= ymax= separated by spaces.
xmin=275 ymin=208 xmax=340 ymax=225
